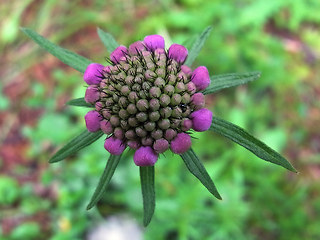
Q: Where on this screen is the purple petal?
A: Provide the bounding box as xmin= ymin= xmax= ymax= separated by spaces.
xmin=153 ymin=138 xmax=169 ymax=153
xmin=100 ymin=120 xmax=113 ymax=134
xmin=191 ymin=92 xmax=205 ymax=110
xmin=128 ymin=41 xmax=146 ymax=55
xmin=191 ymin=66 xmax=210 ymax=91
xmin=191 ymin=108 xmax=213 ymax=132
xmin=104 ymin=137 xmax=126 ymax=155
xmin=168 ymin=44 xmax=188 ymax=64
xmin=84 ymin=110 xmax=101 ymax=132
xmin=170 ymin=133 xmax=191 ymax=154
xmin=144 ymin=35 xmax=165 ymax=51
xmin=110 ymin=45 xmax=128 ymax=63
xmin=133 ymin=146 xmax=158 ymax=166
xmin=85 ymin=86 xmax=100 ymax=104
xmin=83 ymin=63 xmax=104 ymax=85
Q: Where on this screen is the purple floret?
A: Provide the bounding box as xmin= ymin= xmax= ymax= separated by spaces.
xmin=134 ymin=146 xmax=158 ymax=166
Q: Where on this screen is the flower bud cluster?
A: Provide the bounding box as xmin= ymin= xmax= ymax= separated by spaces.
xmin=83 ymin=35 xmax=212 ymax=166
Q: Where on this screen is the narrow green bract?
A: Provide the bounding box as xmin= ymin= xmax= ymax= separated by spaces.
xmin=21 ymin=27 xmax=92 ymax=73
xmin=87 ymin=154 xmax=122 ymax=210
xmin=210 ymin=117 xmax=297 ymax=172
xmin=181 ymin=148 xmax=222 ymax=200
xmin=49 ymin=130 xmax=103 ymax=163
xmin=97 ymin=28 xmax=120 ymax=53
xmin=203 ymin=71 xmax=261 ymax=95
xmin=66 ymin=97 xmax=93 ymax=108
xmin=184 ymin=26 xmax=213 ymax=67
xmin=140 ymin=166 xmax=155 ymax=227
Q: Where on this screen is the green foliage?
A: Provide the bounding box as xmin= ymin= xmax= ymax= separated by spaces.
xmin=210 ymin=117 xmax=296 ymax=172
xmin=66 ymin=98 xmax=93 ymax=108
xmin=140 ymin=166 xmax=155 ymax=227
xmin=21 ymin=28 xmax=92 ymax=73
xmin=0 ymin=177 xmax=19 ymax=205
xmin=181 ymin=148 xmax=222 ymax=199
xmin=97 ymin=28 xmax=120 ymax=53
xmin=87 ymin=154 xmax=122 ymax=210
xmin=203 ymin=71 xmax=261 ymax=95
xmin=9 ymin=222 xmax=41 ymax=240
xmin=49 ymin=130 xmax=104 ymax=163
xmin=184 ymin=26 xmax=212 ymax=67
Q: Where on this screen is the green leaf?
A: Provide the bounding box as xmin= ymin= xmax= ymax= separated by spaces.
xmin=66 ymin=97 xmax=93 ymax=108
xmin=49 ymin=130 xmax=104 ymax=163
xmin=97 ymin=28 xmax=120 ymax=53
xmin=203 ymin=71 xmax=261 ymax=95
xmin=87 ymin=154 xmax=122 ymax=210
xmin=210 ymin=117 xmax=297 ymax=172
xmin=140 ymin=166 xmax=155 ymax=227
xmin=184 ymin=26 xmax=213 ymax=67
xmin=21 ymin=27 xmax=92 ymax=73
xmin=181 ymin=149 xmax=222 ymax=200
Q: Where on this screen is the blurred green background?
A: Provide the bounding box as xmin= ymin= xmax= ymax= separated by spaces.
xmin=1 ymin=0 xmax=320 ymax=239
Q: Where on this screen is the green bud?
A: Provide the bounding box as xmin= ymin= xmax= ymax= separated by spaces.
xmin=147 ymin=62 xmax=155 ymax=71
xmin=112 ymin=105 xmax=120 ymax=113
xmin=110 ymin=115 xmax=120 ymax=126
xmin=127 ymin=103 xmax=137 ymax=115
xmin=158 ymin=119 xmax=170 ymax=130
xmin=119 ymin=109 xmax=129 ymax=119
xmin=155 ymin=68 xmax=166 ymax=78
xmin=112 ymin=94 xmax=119 ymax=102
xmin=171 ymin=107 xmax=182 ymax=118
xmin=181 ymin=106 xmax=191 ymax=117
xmin=132 ymin=83 xmax=141 ymax=91
xmin=136 ymin=127 xmax=147 ymax=137
xmin=151 ymin=129 xmax=163 ymax=140
xmin=149 ymin=111 xmax=160 ymax=122
xmin=160 ymin=107 xmax=172 ymax=118
xmin=181 ymin=93 xmax=191 ymax=104
xmin=135 ymin=74 xmax=144 ymax=84
xmin=125 ymin=75 xmax=134 ymax=86
xmin=128 ymin=117 xmax=139 ymax=127
xmin=121 ymin=85 xmax=130 ymax=96
xmin=150 ymin=87 xmax=161 ymax=98
xmin=144 ymin=122 xmax=156 ymax=132
xmin=142 ymin=82 xmax=151 ymax=91
xmin=170 ymin=119 xmax=181 ymax=128
xmin=171 ymin=93 xmax=182 ymax=106
xmin=155 ymin=77 xmax=166 ymax=88
xmin=164 ymin=85 xmax=175 ymax=96
xmin=137 ymin=99 xmax=149 ymax=112
xmin=167 ymin=74 xmax=176 ymax=85
xmin=120 ymin=120 xmax=129 ymax=130
xmin=136 ymin=112 xmax=148 ymax=122
xmin=125 ymin=130 xmax=136 ymax=140
xmin=128 ymin=92 xmax=138 ymax=103
xmin=119 ymin=97 xmax=129 ymax=108
xmin=145 ymin=70 xmax=156 ymax=81
xmin=138 ymin=90 xmax=147 ymax=99
xmin=114 ymin=127 xmax=124 ymax=139
xmin=175 ymin=82 xmax=185 ymax=93
xmin=160 ymin=94 xmax=170 ymax=107
xmin=149 ymin=99 xmax=160 ymax=111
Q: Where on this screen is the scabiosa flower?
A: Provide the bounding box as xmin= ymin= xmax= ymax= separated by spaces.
xmin=24 ymin=26 xmax=296 ymax=228
xmin=82 ymin=35 xmax=213 ymax=166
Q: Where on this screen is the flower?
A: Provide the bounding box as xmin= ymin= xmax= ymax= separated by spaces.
xmin=82 ymin=35 xmax=213 ymax=166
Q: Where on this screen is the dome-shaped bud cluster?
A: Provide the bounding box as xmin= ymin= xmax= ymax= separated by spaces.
xmin=83 ymin=35 xmax=213 ymax=166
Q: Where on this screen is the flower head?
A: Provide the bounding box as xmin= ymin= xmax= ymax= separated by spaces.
xmin=83 ymin=35 xmax=212 ymax=166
